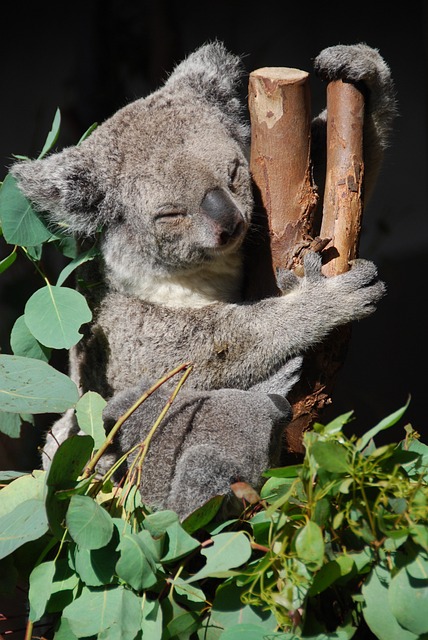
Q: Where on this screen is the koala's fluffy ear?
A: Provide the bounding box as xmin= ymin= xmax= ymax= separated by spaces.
xmin=165 ymin=41 xmax=248 ymax=142
xmin=10 ymin=146 xmax=108 ymax=237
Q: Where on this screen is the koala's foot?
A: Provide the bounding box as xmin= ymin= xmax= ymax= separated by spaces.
xmin=166 ymin=444 xmax=247 ymax=520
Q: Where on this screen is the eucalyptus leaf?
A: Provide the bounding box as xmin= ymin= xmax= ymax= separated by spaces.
xmin=181 ymin=495 xmax=224 ymax=535
xmin=186 ymin=532 xmax=252 ymax=583
xmin=357 ymin=399 xmax=411 ymax=452
xmin=162 ymin=520 xmax=200 ymax=563
xmin=62 ymin=584 xmax=142 ymax=638
xmin=0 ymin=248 xmax=17 ymax=274
xmin=70 ymin=526 xmax=120 ymax=587
xmin=10 ymin=315 xmax=51 ymax=362
xmin=389 ymin=561 xmax=428 ymax=634
xmin=0 ymin=411 xmax=21 ymax=437
xmin=28 ymin=560 xmax=56 ymax=622
xmin=0 ymin=470 xmax=45 ymax=516
xmin=141 ymin=597 xmax=163 ymax=640
xmin=0 ymin=498 xmax=48 ymax=559
xmin=143 ymin=510 xmax=179 ymax=537
xmin=116 ymin=532 xmax=158 ymax=591
xmin=362 ymin=565 xmax=419 ymax=640
xmin=210 ymin=581 xmax=277 ymax=630
xmin=24 ymin=285 xmax=92 ymax=349
xmin=56 ymin=244 xmax=99 ymax=286
xmin=45 ymin=434 xmax=94 ymax=539
xmin=219 ymin=623 xmax=277 ymax=640
xmin=310 ymin=440 xmax=350 ymax=474
xmin=66 ymin=494 xmax=114 ymax=549
xmin=0 ymin=173 xmax=54 ymax=246
xmin=38 ymin=108 xmax=61 ymax=158
xmin=294 ymin=521 xmax=324 ymax=570
xmin=75 ymin=391 xmax=107 ymax=448
xmin=0 ymin=354 xmax=79 ymax=413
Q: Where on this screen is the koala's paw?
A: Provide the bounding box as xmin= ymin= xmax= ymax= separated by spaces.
xmin=313 ymin=43 xmax=391 ymax=89
xmin=302 ymin=251 xmax=386 ymax=321
xmin=276 ymin=267 xmax=300 ymax=293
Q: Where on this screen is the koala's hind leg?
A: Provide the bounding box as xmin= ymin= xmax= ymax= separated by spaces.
xmin=166 ymin=444 xmax=247 ymax=520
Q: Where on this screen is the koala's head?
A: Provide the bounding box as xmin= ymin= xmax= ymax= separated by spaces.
xmin=11 ymin=42 xmax=253 ymax=300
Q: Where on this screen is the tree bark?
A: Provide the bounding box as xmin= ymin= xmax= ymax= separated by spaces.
xmin=247 ymin=70 xmax=365 ymax=455
xmin=320 ymin=80 xmax=365 ymax=276
xmin=245 ymin=67 xmax=318 ymax=300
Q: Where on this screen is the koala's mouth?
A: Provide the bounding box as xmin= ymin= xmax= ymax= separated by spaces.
xmin=217 ymin=219 xmax=247 ymax=247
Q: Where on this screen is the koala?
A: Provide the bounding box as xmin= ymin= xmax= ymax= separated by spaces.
xmin=10 ymin=41 xmax=397 ymax=518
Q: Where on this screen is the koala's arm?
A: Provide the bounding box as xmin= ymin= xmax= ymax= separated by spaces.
xmin=191 ymin=252 xmax=385 ymax=388
xmin=311 ymin=43 xmax=397 ymax=203
xmin=99 ymin=251 xmax=384 ymax=393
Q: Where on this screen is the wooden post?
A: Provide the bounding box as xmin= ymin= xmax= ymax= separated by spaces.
xmin=320 ymin=80 xmax=365 ymax=275
xmin=247 ymin=68 xmax=366 ymax=455
xmin=245 ymin=67 xmax=318 ymax=300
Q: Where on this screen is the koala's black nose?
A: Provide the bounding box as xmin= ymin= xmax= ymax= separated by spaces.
xmin=200 ymin=188 xmax=245 ymax=245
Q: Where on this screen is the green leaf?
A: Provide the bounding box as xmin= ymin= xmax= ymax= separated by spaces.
xmin=28 ymin=561 xmax=56 ymax=621
xmin=143 ymin=510 xmax=179 ymax=537
xmin=162 ymin=598 xmax=200 ymax=639
xmin=219 ymin=623 xmax=277 ymax=640
xmin=77 ymin=121 xmax=98 ymax=145
xmin=141 ymin=597 xmax=163 ymax=640
xmin=38 ymin=108 xmax=61 ymax=158
xmin=0 ymin=174 xmax=54 ymax=246
xmin=62 ymin=584 xmax=142 ymax=638
xmin=52 ymin=617 xmax=79 ymax=640
xmin=181 ymin=495 xmax=224 ymax=535
xmin=0 ymin=354 xmax=79 ymax=413
xmin=56 ymin=245 xmax=99 ymax=286
xmin=24 ymin=285 xmax=92 ymax=349
xmin=45 ymin=558 xmax=79 ymax=614
xmin=116 ymin=532 xmax=158 ymax=591
xmin=45 ymin=435 xmax=94 ymax=539
xmin=0 ymin=498 xmax=48 ymax=559
xmin=75 ymin=391 xmax=107 ymax=448
xmin=362 ymin=565 xmax=419 ymax=640
xmin=66 ymin=495 xmax=114 ymax=549
xmin=357 ymin=399 xmax=411 ymax=451
xmin=0 ymin=411 xmax=22 ymax=437
xmin=186 ymin=532 xmax=252 ymax=583
xmin=310 ymin=440 xmax=350 ymax=474
xmin=410 ymin=524 xmax=428 ymax=551
xmin=388 ymin=560 xmax=428 ymax=635
xmin=0 ymin=248 xmax=17 ymax=274
xmin=162 ymin=520 xmax=200 ymax=563
xmin=210 ymin=581 xmax=277 ymax=630
xmin=320 ymin=411 xmax=354 ymax=435
xmin=308 ymin=555 xmax=354 ymax=596
xmin=10 ymin=315 xmax=51 ymax=362
xmin=262 ymin=464 xmax=302 ymax=478
xmin=70 ymin=524 xmax=121 ymax=586
xmin=0 ymin=470 xmax=45 ymax=516
xmin=294 ymin=521 xmax=324 ymax=570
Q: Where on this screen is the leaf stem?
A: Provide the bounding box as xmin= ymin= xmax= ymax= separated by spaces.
xmin=83 ymin=362 xmax=193 ymax=478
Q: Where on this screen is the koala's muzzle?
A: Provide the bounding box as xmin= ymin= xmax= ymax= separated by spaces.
xmin=200 ymin=188 xmax=246 ymax=246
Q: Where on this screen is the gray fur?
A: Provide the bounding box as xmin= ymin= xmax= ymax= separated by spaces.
xmin=10 ymin=41 xmax=396 ymax=518
xmin=102 ymin=380 xmax=292 ymax=519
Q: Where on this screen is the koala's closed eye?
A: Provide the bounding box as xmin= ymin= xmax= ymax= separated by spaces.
xmin=154 ymin=206 xmax=188 ymax=222
xmin=228 ymin=161 xmax=242 ymax=192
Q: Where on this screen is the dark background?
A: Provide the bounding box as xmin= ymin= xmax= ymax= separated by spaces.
xmin=1 ymin=1 xmax=427 ymax=467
